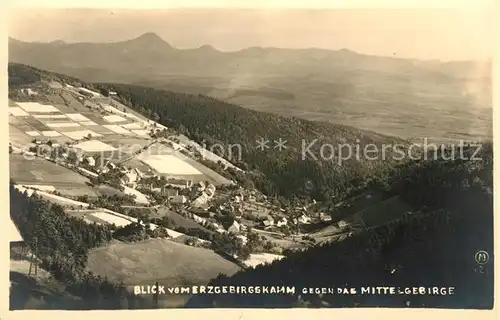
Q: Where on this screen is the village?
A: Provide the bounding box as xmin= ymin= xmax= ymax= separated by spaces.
xmin=10 ymin=79 xmax=362 ymax=274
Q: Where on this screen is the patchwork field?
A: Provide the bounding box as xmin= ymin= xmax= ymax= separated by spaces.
xmin=60 ymin=92 xmax=87 ymax=112
xmin=73 ymin=140 xmax=118 ymax=152
xmin=87 ymin=239 xmax=240 ymax=286
xmin=8 ymin=107 xmax=29 ymax=117
xmin=10 ymin=95 xmax=155 ymax=153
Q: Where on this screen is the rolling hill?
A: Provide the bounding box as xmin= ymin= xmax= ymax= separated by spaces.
xmin=8 ymin=34 xmax=492 ymax=141
xmin=9 ymin=63 xmax=409 ymax=201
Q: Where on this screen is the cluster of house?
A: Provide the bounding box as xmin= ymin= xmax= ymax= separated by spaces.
xmin=19 ymin=88 xmax=38 ymax=96
xmin=191 ymin=181 xmax=217 ymax=208
xmin=260 ymin=208 xmax=332 ymax=230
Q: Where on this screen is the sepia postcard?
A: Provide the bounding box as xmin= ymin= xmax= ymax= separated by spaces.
xmin=4 ymin=1 xmax=497 ymax=316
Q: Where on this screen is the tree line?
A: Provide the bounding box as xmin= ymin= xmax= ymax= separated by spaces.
xmin=186 ymin=145 xmax=494 ymax=308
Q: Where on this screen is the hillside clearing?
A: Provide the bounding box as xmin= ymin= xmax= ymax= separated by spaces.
xmin=87 ymin=239 xmax=241 ymax=285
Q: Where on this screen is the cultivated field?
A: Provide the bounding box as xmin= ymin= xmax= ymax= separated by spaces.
xmin=87 ymin=239 xmax=241 ymax=286
xmin=91 ymin=211 xmax=134 ymax=227
xmin=137 ymin=154 xmax=202 ymax=175
xmin=148 ymin=207 xmax=213 ymax=234
xmin=131 ymin=142 xmax=231 ymax=184
xmin=10 ymin=155 xmax=98 ymax=197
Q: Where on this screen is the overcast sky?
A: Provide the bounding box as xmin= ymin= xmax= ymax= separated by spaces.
xmin=8 ymin=8 xmax=494 ymax=61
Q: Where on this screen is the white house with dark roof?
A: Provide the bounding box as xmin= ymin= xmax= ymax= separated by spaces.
xmin=227 ymin=220 xmax=241 ymax=233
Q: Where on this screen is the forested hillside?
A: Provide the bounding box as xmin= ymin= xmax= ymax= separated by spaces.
xmin=186 ymin=144 xmax=494 ymax=309
xmin=93 ymin=82 xmax=408 ymax=200
xmin=9 ymin=186 xmax=147 ymax=309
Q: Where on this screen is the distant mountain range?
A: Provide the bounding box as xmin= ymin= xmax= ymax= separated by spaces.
xmin=8 ymin=33 xmax=491 ymax=80
xmin=8 ymin=33 xmax=492 ymax=141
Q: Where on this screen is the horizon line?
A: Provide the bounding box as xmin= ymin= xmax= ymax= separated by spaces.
xmin=8 ymin=34 xmax=491 ymax=64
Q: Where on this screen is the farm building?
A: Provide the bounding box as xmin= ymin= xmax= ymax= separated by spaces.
xmin=165 ymin=178 xmax=193 ymax=189
xmin=85 ymin=156 xmax=96 ymax=167
xmin=206 ymin=184 xmax=216 ymax=197
xmin=104 ymin=162 xmax=117 ymax=171
xmin=21 ymin=88 xmax=38 ymax=96
xmin=192 ymin=193 xmax=210 ymax=208
xmin=319 ymin=212 xmax=332 ymax=222
xmin=197 ymin=181 xmax=206 ymax=192
xmin=276 ymin=217 xmax=288 ymax=227
xmin=237 ymin=235 xmax=248 ymax=245
xmin=123 ymin=170 xmax=139 ymax=184
xmin=294 ymin=214 xmax=312 ymax=224
xmin=262 ymin=217 xmax=275 ymax=227
xmin=163 ymin=187 xmax=179 ymax=197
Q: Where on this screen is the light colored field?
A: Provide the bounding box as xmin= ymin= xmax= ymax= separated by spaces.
xmin=46 ymin=122 xmax=81 ymax=128
xmin=15 ymin=184 xmax=91 ymax=208
xmin=17 ymin=102 xmax=59 ymax=113
xmin=62 ymin=130 xmax=101 ymax=140
xmin=103 ymin=115 xmax=127 ymax=123
xmin=103 ymin=125 xmax=132 ymax=134
xmin=9 ymin=107 xmax=29 ymax=117
xmin=41 ymin=131 xmax=61 ymax=137
xmin=33 ymin=114 xmax=68 ymax=119
xmin=43 ymin=192 xmax=90 ymax=207
xmin=138 ymin=154 xmax=202 ymax=175
xmin=65 ymin=113 xmax=90 ymax=121
xmin=78 ymin=87 xmax=101 ymax=96
xmin=102 ymin=104 xmax=129 ymax=117
xmin=131 ymin=129 xmax=150 ymax=137
xmin=122 ymin=186 xmax=150 ymax=205
xmin=13 ymin=185 xmax=35 ymax=196
xmin=10 ymin=155 xmax=89 ymax=184
xmin=87 ymin=239 xmax=241 ymax=286
xmin=79 ymin=121 xmax=98 ymax=126
xmin=243 ymin=253 xmax=285 ymax=268
xmin=90 ymin=211 xmax=133 ymax=227
xmin=25 ymin=131 xmax=40 ymax=137
xmin=39 ymin=192 xmax=90 ymax=208
xmin=73 ymin=140 xmax=117 ymax=152
xmin=121 ymin=123 xmax=144 ymax=130
xmin=20 ymin=184 xmax=56 ymax=192
xmin=127 ymin=114 xmax=143 ymax=121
